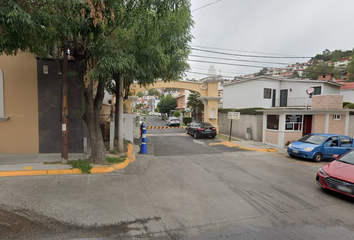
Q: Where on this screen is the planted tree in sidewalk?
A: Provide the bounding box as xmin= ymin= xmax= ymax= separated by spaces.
xmin=0 ymin=0 xmax=193 ymax=163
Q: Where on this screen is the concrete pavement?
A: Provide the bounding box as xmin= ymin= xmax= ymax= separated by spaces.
xmin=0 ymin=137 xmax=286 ymax=177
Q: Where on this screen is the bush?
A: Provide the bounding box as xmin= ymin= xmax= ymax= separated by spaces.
xmin=218 ymin=108 xmax=264 ymax=115
xmin=343 ymin=103 xmax=354 ymax=109
xmin=173 ymin=111 xmax=180 ymax=117
xmin=343 ymin=102 xmax=352 ymax=108
xmin=183 ymin=117 xmax=192 ymax=124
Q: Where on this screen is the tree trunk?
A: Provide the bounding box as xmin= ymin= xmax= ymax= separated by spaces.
xmin=82 ymin=79 xmax=106 ymax=164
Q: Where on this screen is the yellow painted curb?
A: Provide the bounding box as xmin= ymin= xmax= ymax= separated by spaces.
xmin=0 ymin=144 xmax=136 ymax=177
xmin=210 ymin=141 xmax=278 ymax=153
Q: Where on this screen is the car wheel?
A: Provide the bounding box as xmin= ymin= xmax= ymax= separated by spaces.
xmin=313 ymin=153 xmax=323 ymax=162
xmin=186 ymin=128 xmax=189 ymax=134
xmin=193 ymin=132 xmax=198 ymax=139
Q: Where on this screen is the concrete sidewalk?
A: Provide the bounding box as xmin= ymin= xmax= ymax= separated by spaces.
xmin=0 ymin=144 xmax=140 ymax=177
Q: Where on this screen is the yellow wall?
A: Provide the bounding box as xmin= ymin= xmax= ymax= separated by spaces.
xmin=329 ymin=114 xmax=345 ymax=135
xmin=0 ymin=52 xmax=39 ymax=153
xmin=265 ymin=130 xmax=279 ymax=145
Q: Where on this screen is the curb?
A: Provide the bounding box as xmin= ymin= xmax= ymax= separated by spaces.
xmin=146 ymin=126 xmax=185 ymax=129
xmin=0 ymin=144 xmax=136 ymax=177
xmin=210 ymin=141 xmax=278 ymax=153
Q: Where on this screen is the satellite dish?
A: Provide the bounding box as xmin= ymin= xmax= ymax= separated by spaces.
xmin=306 ymin=87 xmax=314 ymax=94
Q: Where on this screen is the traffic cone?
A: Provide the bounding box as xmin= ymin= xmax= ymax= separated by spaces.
xmin=140 ymin=124 xmax=147 ymax=154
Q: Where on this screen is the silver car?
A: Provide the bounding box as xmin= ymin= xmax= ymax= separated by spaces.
xmin=166 ymin=117 xmax=180 ymax=126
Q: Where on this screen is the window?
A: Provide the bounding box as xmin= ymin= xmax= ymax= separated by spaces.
xmin=313 ymin=86 xmax=321 ymax=95
xmin=333 ymin=114 xmax=341 ymax=120
xmin=285 ymin=115 xmax=302 ymax=131
xmin=267 ymin=115 xmax=279 ymax=130
xmin=180 ymin=97 xmax=183 ymax=103
xmin=264 ymin=88 xmax=271 ymax=99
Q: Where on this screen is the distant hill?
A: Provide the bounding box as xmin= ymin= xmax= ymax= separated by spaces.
xmin=313 ymin=49 xmax=353 ymax=62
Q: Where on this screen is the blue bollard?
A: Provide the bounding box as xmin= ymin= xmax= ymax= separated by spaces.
xmin=140 ymin=124 xmax=147 ymax=154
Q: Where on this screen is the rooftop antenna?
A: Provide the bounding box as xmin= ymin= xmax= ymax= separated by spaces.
xmin=306 ymin=87 xmax=314 ymax=109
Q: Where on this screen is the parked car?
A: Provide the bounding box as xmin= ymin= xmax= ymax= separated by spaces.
xmin=186 ymin=121 xmax=216 ymax=139
xmin=316 ymin=149 xmax=354 ymax=197
xmin=287 ymin=133 xmax=354 ymax=162
xmin=166 ymin=117 xmax=180 ymax=126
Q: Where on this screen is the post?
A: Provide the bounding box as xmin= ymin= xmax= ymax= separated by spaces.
xmin=140 ymin=124 xmax=147 ymax=154
xmin=61 ymin=44 xmax=69 ymax=164
xmin=118 ymin=75 xmax=124 ymax=153
xmin=229 ymin=119 xmax=233 ymax=142
xmin=110 ymin=113 xmax=115 ymax=151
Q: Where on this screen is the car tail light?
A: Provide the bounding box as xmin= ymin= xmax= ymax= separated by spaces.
xmin=198 ymin=128 xmax=204 ymax=131
xmin=212 ymin=127 xmax=216 ymax=130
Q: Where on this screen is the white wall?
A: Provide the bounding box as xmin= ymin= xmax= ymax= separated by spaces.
xmin=341 ymin=89 xmax=354 ymax=103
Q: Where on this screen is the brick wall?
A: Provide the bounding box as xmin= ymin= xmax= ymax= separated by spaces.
xmin=265 ymin=130 xmax=279 ymax=144
xmin=312 ymin=95 xmax=343 ymax=110
xmin=313 ymin=114 xmax=326 ymax=133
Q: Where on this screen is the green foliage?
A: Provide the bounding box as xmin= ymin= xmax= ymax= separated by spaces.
xmin=148 ymin=89 xmax=160 ymax=97
xmin=68 ymin=159 xmax=92 ymax=174
xmin=137 ymin=92 xmax=145 ymax=97
xmin=181 ymin=110 xmax=186 ymax=113
xmin=173 ymin=111 xmax=180 ymax=117
xmin=187 ymin=92 xmax=203 ymax=111
xmin=124 ymin=139 xmax=132 ymax=145
xmin=343 ymin=103 xmax=354 ymax=109
xmin=254 ymin=68 xmax=268 ymax=76
xmin=302 ymin=62 xmax=339 ymax=79
xmin=343 ymin=102 xmax=352 ymax=108
xmin=157 ymin=94 xmax=177 ymax=115
xmin=292 ymin=70 xmax=300 ymax=78
xmin=183 ymin=117 xmax=192 ymax=124
xmin=218 ymin=108 xmax=264 ymax=115
xmin=106 ymin=156 xmax=127 ymax=164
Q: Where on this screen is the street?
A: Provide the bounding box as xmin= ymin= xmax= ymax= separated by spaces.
xmin=1 ymin=116 xmax=354 ymax=239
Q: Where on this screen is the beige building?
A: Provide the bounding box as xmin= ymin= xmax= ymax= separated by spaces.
xmin=259 ymin=95 xmax=353 ymax=148
xmin=0 ymin=52 xmax=39 ymax=153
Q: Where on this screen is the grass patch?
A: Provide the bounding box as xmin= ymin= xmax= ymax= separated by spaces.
xmin=106 ymin=155 xmax=127 ymax=164
xmin=68 ymin=159 xmax=92 ymax=174
xmin=216 ymin=134 xmax=240 ymax=142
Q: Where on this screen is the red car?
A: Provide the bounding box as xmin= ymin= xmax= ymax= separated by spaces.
xmin=316 ymin=149 xmax=354 ymax=197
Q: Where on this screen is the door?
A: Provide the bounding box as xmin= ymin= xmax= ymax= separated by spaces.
xmin=302 ymin=115 xmax=312 ymax=136
xmin=280 ymin=90 xmax=288 ymax=107
xmin=272 ymin=89 xmax=276 ymax=107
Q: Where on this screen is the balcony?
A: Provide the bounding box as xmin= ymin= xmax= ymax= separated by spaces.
xmin=273 ymin=97 xmax=312 ymax=108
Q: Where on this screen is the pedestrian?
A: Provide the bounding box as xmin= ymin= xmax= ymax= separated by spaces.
xmin=140 ymin=122 xmax=144 ymax=138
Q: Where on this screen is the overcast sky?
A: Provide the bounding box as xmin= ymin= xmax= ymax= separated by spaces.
xmin=186 ymin=0 xmax=354 ymax=80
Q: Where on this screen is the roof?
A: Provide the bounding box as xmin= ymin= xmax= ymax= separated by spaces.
xmin=340 ymin=57 xmax=350 ymax=61
xmin=223 ymin=75 xmax=344 ymax=87
xmin=341 ymin=82 xmax=354 ymax=90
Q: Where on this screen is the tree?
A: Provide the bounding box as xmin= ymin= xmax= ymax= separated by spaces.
xmin=187 ymin=91 xmax=203 ymax=121
xmin=1 ymin=0 xmax=193 ymax=163
xmin=302 ymin=62 xmax=339 ymax=79
xmin=173 ymin=111 xmax=180 ymax=117
xmin=254 ymin=67 xmax=268 ymax=76
xmin=137 ymin=92 xmax=145 ymax=97
xmin=157 ymin=94 xmax=177 ymax=117
xmin=346 ymin=56 xmax=354 ymax=82
xmin=292 ymin=70 xmax=300 ymax=78
xmin=148 ymin=89 xmax=160 ymax=97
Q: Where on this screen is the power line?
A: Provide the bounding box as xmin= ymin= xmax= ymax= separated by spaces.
xmin=191 ymin=0 xmax=222 ymax=12
xmin=188 ymin=59 xmax=269 ymax=68
xmin=191 ymin=47 xmax=312 ymax=59
xmin=189 ymin=54 xmax=294 ymax=65
xmin=191 ymin=44 xmax=302 ymax=57
xmin=186 ymin=71 xmax=235 ymax=79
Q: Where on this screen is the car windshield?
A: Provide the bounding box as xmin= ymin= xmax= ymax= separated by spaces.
xmin=298 ymin=134 xmax=327 ymax=145
xmin=337 ymin=151 xmax=354 ymax=165
xmin=197 ymin=122 xmax=212 ymax=126
xmin=170 ymin=117 xmax=178 ymax=120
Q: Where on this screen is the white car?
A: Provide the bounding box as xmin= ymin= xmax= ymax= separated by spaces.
xmin=166 ymin=117 xmax=180 ymax=126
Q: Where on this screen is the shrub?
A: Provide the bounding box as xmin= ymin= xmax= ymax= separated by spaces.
xmin=218 ymin=108 xmax=264 ymax=115
xmin=68 ymin=159 xmax=92 ymax=174
xmin=173 ymin=111 xmax=180 ymax=117
xmin=343 ymin=102 xmax=352 ymax=108
xmin=343 ymin=103 xmax=354 ymax=109
xmin=183 ymin=117 xmax=192 ymax=124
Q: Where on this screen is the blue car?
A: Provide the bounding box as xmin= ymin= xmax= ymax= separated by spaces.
xmin=287 ymin=133 xmax=354 ymax=162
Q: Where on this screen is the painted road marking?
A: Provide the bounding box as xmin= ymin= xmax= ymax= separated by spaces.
xmin=23 ymin=167 xmax=34 ymax=170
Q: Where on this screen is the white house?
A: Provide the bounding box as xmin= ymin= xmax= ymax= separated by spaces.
xmin=340 ymin=82 xmax=354 ymax=103
xmin=223 ymin=76 xmax=343 ymax=109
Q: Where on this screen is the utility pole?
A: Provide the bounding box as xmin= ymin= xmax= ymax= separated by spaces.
xmin=61 ymin=44 xmax=69 ymax=164
xmin=118 ymin=74 xmax=124 ymax=153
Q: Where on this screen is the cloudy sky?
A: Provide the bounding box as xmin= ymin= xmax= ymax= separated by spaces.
xmin=186 ymin=0 xmax=354 ymax=80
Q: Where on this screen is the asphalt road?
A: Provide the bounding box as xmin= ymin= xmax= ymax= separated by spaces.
xmin=1 ymin=116 xmax=354 ymax=239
